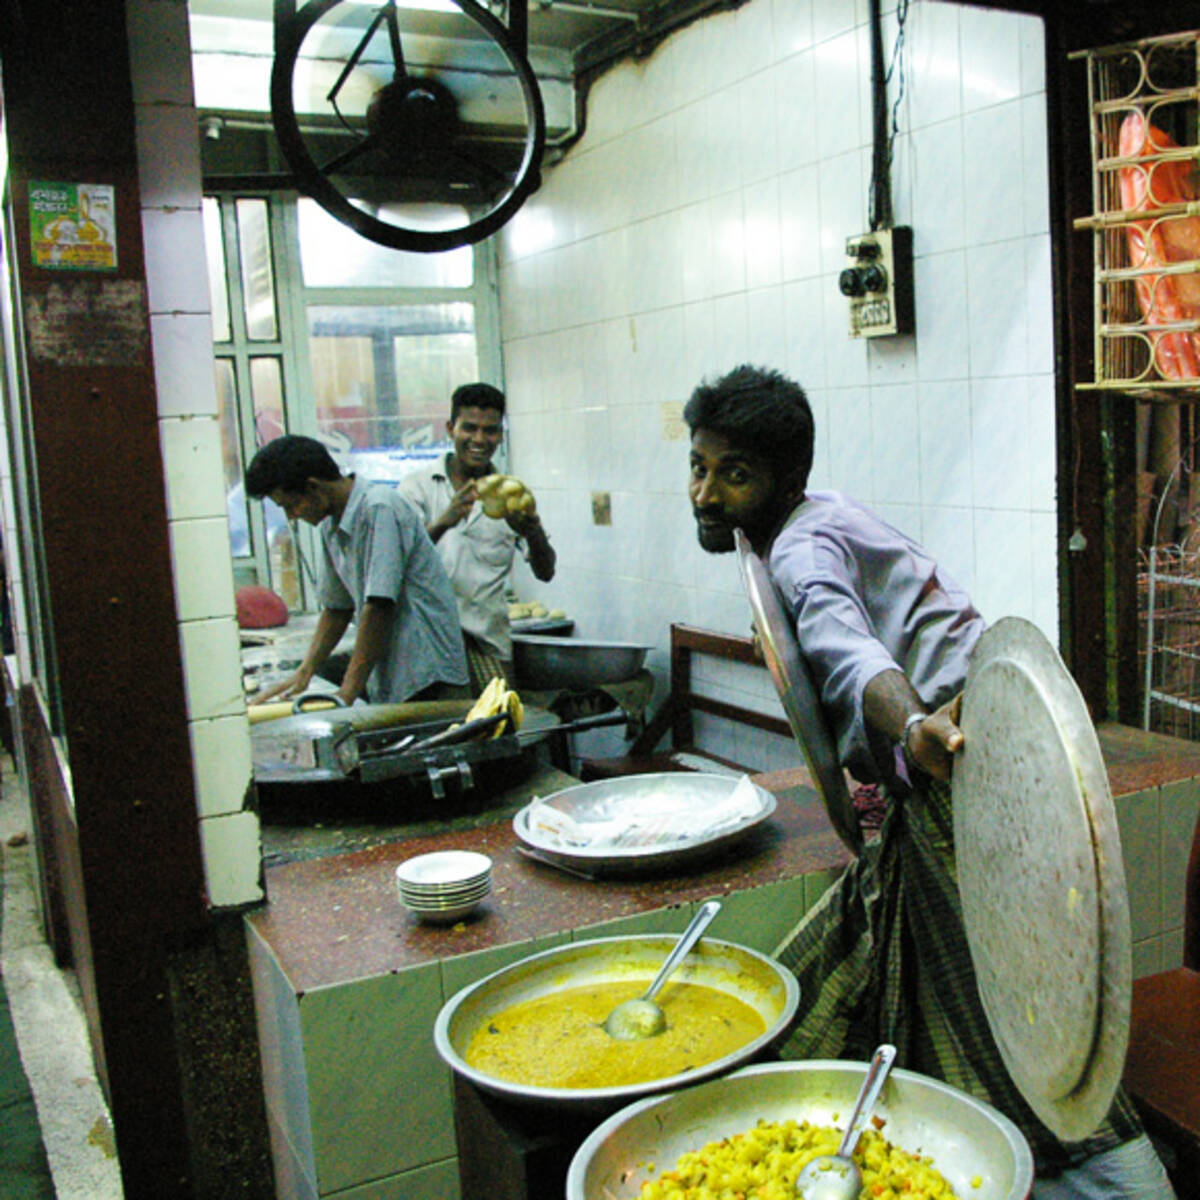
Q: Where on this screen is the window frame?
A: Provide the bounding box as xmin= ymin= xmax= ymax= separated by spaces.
xmin=205 ymin=189 xmax=505 ymax=608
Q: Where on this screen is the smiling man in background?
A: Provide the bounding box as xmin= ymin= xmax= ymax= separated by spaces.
xmin=685 ymin=363 xmax=1174 ymax=1199
xmin=398 ymin=383 xmax=555 ymax=694
xmin=244 ymin=434 xmax=469 ymax=707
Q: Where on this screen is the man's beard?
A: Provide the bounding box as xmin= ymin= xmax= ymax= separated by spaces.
xmin=694 ymin=514 xmax=737 ymax=553
xmin=695 ymin=503 xmax=787 ymax=555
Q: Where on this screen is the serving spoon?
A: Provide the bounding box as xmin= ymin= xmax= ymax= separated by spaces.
xmin=795 ymin=1043 xmax=897 ymax=1199
xmin=602 ymin=899 xmax=721 ymax=1040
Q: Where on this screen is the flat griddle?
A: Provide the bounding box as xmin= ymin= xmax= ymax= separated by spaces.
xmin=250 ymin=700 xmax=625 ymax=822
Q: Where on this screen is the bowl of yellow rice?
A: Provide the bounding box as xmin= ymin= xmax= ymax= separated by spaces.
xmin=567 ymin=1059 xmax=1033 ymax=1200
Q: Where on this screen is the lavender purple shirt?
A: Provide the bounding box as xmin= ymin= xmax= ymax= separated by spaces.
xmin=767 ymin=490 xmax=986 ymax=787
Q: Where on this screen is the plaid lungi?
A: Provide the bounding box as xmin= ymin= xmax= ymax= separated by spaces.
xmin=463 ymin=632 xmax=512 ymax=698
xmin=774 ymin=777 xmax=1143 ymax=1177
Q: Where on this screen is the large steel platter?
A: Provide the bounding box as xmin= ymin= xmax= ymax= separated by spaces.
xmin=568 ymin=1060 xmax=1033 ymax=1200
xmin=735 ymin=529 xmax=862 ymax=854
xmin=512 ymin=772 xmax=776 ymax=876
xmin=954 ymin=616 xmax=1130 ymax=1141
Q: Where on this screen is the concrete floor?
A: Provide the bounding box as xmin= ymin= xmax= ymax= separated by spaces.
xmin=0 ymin=753 xmax=124 ymax=1200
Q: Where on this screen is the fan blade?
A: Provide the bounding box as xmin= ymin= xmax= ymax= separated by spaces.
xmin=445 ymin=144 xmax=511 ymax=187
xmin=384 ymin=0 xmax=408 ymax=80
xmin=320 ymin=131 xmax=385 ymax=176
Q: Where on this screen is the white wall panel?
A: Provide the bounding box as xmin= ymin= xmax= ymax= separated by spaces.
xmin=498 ymin=0 xmax=1058 ymax=769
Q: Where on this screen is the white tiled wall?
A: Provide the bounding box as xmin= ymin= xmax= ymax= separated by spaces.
xmin=498 ymin=0 xmax=1056 ymax=766
xmin=128 ymin=0 xmax=260 ymax=906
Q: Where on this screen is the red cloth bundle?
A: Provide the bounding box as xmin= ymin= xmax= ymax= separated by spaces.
xmin=1118 ymin=111 xmax=1200 ymax=380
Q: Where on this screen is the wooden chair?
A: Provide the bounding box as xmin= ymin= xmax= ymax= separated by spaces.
xmin=576 ymin=624 xmax=792 ymax=781
xmin=1122 ymin=803 xmax=1200 ymax=1190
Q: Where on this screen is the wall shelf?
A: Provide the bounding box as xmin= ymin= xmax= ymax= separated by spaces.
xmin=1072 ymin=30 xmax=1200 ymax=397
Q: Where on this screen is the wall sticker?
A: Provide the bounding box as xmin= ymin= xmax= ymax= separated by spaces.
xmin=30 ymin=182 xmax=116 ymax=271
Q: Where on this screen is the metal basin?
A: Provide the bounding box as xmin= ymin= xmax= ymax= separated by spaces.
xmin=433 ymin=934 xmax=799 ymax=1112
xmin=510 ymin=633 xmax=649 ymax=690
xmin=568 ymin=1060 xmax=1033 ymax=1200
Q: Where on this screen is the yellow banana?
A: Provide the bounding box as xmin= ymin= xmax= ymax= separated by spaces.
xmin=464 ymin=675 xmax=525 ymax=736
xmin=503 ymin=688 xmax=524 ymax=733
xmin=467 ymin=676 xmax=503 ymax=721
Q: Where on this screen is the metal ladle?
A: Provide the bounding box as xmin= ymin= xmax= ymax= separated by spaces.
xmin=602 ymin=900 xmax=722 ymax=1040
xmin=795 ymin=1043 xmax=897 ymax=1200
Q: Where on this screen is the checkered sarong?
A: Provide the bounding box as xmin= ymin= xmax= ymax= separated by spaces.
xmin=774 ymin=777 xmax=1144 ymax=1178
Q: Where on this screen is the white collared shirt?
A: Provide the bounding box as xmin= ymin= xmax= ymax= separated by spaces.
xmin=397 ymin=454 xmax=526 ymax=658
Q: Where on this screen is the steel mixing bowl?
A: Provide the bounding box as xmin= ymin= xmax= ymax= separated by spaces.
xmin=433 ymin=934 xmax=800 ymax=1111
xmin=510 ymin=634 xmax=650 ymax=689
xmin=567 ymin=1059 xmax=1033 ymax=1200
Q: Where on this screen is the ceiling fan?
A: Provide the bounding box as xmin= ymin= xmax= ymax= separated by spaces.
xmin=270 ymin=0 xmax=546 ymax=252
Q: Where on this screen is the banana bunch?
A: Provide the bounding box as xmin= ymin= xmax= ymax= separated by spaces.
xmin=476 ymin=473 xmax=536 ymax=519
xmin=465 ymin=675 xmax=524 ymax=737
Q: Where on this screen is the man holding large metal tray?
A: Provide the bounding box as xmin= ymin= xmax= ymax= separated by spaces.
xmin=685 ymin=364 xmax=1174 ymax=1199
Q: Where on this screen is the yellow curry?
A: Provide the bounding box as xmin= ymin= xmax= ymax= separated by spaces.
xmin=464 ymin=980 xmax=766 ymax=1089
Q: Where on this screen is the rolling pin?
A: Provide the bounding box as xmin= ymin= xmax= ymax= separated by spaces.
xmin=247 ymin=698 xmax=475 ymax=728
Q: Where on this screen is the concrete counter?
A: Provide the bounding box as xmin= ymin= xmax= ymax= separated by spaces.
xmin=244 ymin=722 xmax=1200 ymax=1199
xmin=245 ymin=765 xmax=845 ymax=1200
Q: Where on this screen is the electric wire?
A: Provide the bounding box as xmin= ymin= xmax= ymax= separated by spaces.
xmin=868 ymin=0 xmax=910 ymax=232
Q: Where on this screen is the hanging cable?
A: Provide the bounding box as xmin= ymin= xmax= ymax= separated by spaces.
xmin=868 ymin=0 xmax=889 ymax=230
xmin=868 ymin=0 xmax=910 ymax=232
xmin=886 ymin=0 xmax=910 ymax=180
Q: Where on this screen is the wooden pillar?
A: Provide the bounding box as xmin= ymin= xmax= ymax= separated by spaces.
xmin=0 ymin=3 xmax=214 ymax=1195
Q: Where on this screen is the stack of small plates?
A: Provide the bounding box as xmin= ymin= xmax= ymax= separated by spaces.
xmin=395 ymin=850 xmax=492 ymax=924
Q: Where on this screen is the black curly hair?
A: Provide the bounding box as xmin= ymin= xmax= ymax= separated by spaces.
xmin=244 ymin=435 xmax=341 ymax=499
xmin=683 ymin=364 xmax=814 ymax=491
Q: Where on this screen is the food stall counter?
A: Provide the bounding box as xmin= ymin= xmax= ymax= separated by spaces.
xmin=243 ymin=766 xmax=846 ymax=1199
xmin=241 ymin=722 xmax=1200 ymax=1200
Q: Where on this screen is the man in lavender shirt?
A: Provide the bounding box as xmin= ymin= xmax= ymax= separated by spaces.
xmin=685 ymin=364 xmax=1174 ymax=1200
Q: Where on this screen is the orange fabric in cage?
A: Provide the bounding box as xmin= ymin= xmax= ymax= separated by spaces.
xmin=1118 ymin=111 xmax=1200 ymax=380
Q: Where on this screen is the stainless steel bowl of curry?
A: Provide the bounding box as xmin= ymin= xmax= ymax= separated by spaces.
xmin=432 ymin=932 xmax=800 ymax=1111
xmin=568 ymin=1060 xmax=1033 ymax=1200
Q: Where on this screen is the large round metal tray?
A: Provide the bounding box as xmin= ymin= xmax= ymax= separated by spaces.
xmin=434 ymin=934 xmax=799 ymax=1112
xmin=735 ymin=529 xmax=861 ymax=853
xmin=954 ymin=616 xmax=1130 ymax=1141
xmin=512 ymin=772 xmax=776 ymax=876
xmin=567 ymin=1059 xmax=1033 ymax=1200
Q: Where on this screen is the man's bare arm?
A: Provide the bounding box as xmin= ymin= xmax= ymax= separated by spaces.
xmin=863 ymin=668 xmax=964 ymax=782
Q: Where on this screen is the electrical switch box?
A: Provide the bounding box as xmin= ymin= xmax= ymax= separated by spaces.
xmin=839 ymin=226 xmax=915 ymax=338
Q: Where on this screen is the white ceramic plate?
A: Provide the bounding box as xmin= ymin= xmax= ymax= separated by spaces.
xmin=395 ymin=850 xmax=492 ymax=888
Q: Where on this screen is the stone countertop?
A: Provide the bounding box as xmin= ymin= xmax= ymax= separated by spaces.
xmin=246 ymin=768 xmax=846 ymax=993
xmin=245 ymin=723 xmax=1200 ymax=996
xmin=1096 ymin=722 xmax=1200 ymax=795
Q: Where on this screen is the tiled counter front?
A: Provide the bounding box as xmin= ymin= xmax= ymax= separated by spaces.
xmin=244 ymin=723 xmax=1200 ymax=1200
xmin=244 ymin=770 xmax=847 ymax=1200
xmin=1100 ymin=723 xmax=1200 ymax=978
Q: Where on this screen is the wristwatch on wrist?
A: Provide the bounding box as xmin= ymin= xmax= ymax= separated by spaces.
xmin=900 ymin=711 xmax=926 ymax=762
